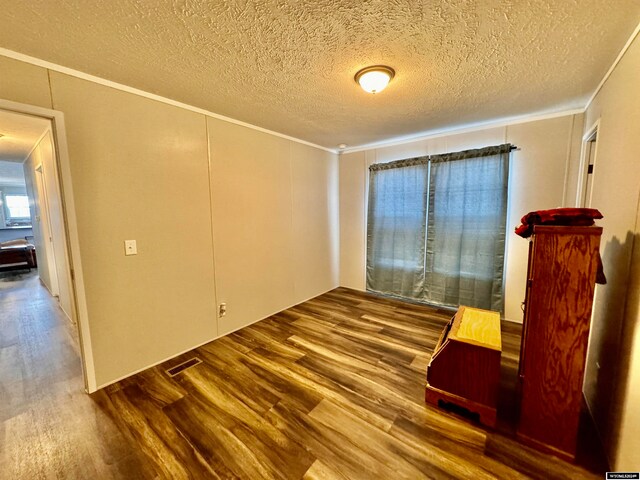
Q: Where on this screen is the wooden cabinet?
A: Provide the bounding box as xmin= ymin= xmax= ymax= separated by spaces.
xmin=517 ymin=225 xmax=602 ymax=461
xmin=425 ymin=306 xmax=502 ymax=427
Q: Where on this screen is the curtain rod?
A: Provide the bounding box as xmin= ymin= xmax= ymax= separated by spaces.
xmin=369 ymin=143 xmax=516 ymax=172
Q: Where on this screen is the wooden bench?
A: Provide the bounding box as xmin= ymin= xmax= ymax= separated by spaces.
xmin=425 ymin=306 xmax=502 ymax=427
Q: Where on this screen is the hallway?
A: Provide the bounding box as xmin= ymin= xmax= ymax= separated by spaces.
xmin=0 ymin=270 xmax=151 ymax=478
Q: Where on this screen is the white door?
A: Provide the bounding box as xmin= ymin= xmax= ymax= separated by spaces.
xmin=35 ymin=162 xmax=59 ymax=296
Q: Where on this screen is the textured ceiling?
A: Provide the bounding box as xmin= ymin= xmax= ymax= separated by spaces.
xmin=0 ymin=110 xmax=49 ymax=164
xmin=0 ymin=1 xmax=638 ymax=148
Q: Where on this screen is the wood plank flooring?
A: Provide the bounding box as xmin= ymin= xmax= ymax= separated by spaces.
xmin=1 ymin=275 xmax=606 ymax=479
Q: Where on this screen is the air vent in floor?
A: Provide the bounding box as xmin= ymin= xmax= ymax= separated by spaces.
xmin=165 ymin=357 xmax=202 ymax=377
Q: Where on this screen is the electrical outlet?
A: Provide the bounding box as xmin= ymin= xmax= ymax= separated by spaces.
xmin=124 ymin=239 xmax=137 ymax=256
xmin=218 ymin=303 xmax=227 ymax=318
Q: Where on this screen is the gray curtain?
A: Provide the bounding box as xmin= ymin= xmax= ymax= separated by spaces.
xmin=425 ymin=147 xmax=510 ymax=310
xmin=366 ymin=145 xmax=510 ymax=311
xmin=366 ymin=161 xmax=429 ymax=299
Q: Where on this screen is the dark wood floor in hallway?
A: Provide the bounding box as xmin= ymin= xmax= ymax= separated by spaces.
xmin=1 ymin=274 xmax=605 ymax=479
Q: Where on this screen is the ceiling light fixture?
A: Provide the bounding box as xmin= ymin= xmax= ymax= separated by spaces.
xmin=355 ymin=65 xmax=395 ymax=94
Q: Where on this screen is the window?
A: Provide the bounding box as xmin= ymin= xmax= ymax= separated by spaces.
xmin=3 ymin=193 xmax=31 ymax=227
xmin=366 ymin=144 xmax=511 ymax=311
xmin=5 ymin=195 xmax=30 ymax=219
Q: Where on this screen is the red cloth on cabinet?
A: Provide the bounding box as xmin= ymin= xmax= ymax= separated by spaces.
xmin=515 ymin=208 xmax=603 ymax=238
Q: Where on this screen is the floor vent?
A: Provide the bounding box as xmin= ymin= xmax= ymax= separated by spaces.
xmin=165 ymin=357 xmax=202 ymax=377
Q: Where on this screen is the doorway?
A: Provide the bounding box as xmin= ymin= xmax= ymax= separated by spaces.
xmin=0 ymin=99 xmax=93 ymax=392
xmin=578 ymin=124 xmax=599 ymax=208
xmin=0 ymin=111 xmax=74 ymax=317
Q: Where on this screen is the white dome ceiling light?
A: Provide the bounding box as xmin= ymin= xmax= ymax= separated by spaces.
xmin=354 ymin=66 xmax=395 ymax=94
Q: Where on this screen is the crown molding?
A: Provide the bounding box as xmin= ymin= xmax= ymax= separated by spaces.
xmin=340 ymin=108 xmax=585 ymax=154
xmin=0 ymin=47 xmax=337 ymax=155
xmin=584 ymin=20 xmax=640 ymax=110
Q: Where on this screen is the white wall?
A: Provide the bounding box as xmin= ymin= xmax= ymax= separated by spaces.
xmin=0 ymin=227 xmax=32 ymax=243
xmin=577 ymin=32 xmax=640 ymax=471
xmin=209 ymin=120 xmax=339 ymax=336
xmin=339 ymin=151 xmax=366 ymax=289
xmin=0 ymin=55 xmax=339 ymax=389
xmin=339 ymin=114 xmax=583 ymax=323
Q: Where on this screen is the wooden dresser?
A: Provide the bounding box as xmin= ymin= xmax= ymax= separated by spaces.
xmin=425 ymin=306 xmax=502 ymax=427
xmin=517 ymin=225 xmax=602 ymax=461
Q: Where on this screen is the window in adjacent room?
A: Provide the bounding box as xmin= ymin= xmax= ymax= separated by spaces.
xmin=366 ymin=144 xmax=512 ymax=311
xmin=3 ymin=193 xmax=31 ymax=226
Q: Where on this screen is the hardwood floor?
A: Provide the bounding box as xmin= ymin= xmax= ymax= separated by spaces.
xmin=1 ymin=276 xmax=605 ymax=479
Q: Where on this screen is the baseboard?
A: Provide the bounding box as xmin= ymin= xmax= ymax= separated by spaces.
xmin=338 ymin=283 xmax=366 ymax=292
xmin=94 ymin=333 xmax=221 ymax=392
xmin=583 ymin=392 xmax=612 ymax=471
xmin=339 ymin=285 xmax=520 ymax=322
xmin=38 ymin=276 xmax=55 ymax=296
xmin=94 ymin=283 xmax=340 ymax=392
xmin=502 ymin=317 xmax=523 ymax=325
xmin=59 ymin=304 xmax=73 ymax=324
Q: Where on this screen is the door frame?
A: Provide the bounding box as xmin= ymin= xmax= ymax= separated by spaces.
xmin=576 ymin=119 xmax=600 ymax=208
xmin=0 ymin=98 xmax=95 ymax=392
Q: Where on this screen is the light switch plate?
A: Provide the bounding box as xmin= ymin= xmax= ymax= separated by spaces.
xmin=124 ymin=239 xmax=137 ymax=256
